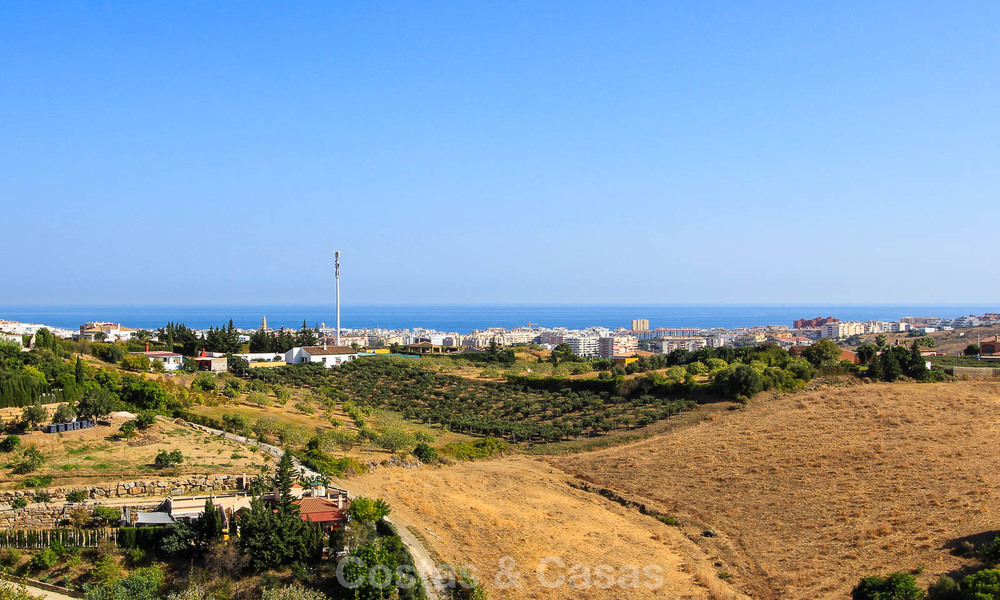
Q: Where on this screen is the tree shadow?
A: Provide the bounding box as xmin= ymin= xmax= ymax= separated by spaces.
xmin=938 ymin=530 xmax=1000 ymax=582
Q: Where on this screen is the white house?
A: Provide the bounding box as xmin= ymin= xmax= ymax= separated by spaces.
xmin=133 ymin=351 xmax=184 ymax=371
xmin=285 ymin=345 xmax=359 ymax=367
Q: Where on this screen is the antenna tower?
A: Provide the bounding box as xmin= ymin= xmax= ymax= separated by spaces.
xmin=335 ymin=250 xmax=341 ymax=346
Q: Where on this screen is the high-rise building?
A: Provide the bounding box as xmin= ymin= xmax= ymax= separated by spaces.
xmin=630 ymin=318 xmax=650 ymax=331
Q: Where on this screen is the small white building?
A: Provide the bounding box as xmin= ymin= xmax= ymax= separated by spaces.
xmin=285 ymin=345 xmax=359 ymax=367
xmin=133 ymin=351 xmax=184 ymax=371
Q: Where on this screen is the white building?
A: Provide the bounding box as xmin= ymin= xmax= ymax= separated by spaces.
xmin=285 ymin=345 xmax=359 ymax=367
xmin=133 ymin=351 xmax=184 ymax=371
xmin=564 ymin=335 xmax=601 ymax=358
xmin=821 ymin=321 xmax=866 ymax=339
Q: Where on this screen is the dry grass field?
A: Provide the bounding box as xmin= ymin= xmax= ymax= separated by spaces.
xmin=553 ymin=379 xmax=1000 ymax=599
xmin=0 ymin=417 xmax=264 ymax=489
xmin=347 ymin=456 xmax=748 ymax=600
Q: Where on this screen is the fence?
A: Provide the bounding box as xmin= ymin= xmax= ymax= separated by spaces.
xmin=949 ymin=366 xmax=1000 ymax=378
xmin=0 ymin=528 xmax=117 ymax=549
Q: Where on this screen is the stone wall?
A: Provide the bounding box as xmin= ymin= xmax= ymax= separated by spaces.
xmin=0 ymin=474 xmax=245 ymax=505
xmin=0 ymin=502 xmax=159 ymax=529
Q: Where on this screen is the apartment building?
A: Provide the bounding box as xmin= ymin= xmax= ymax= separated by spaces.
xmin=598 ymin=335 xmax=638 ymax=358
xmin=630 ymin=319 xmax=650 ymax=332
xmin=821 ymin=321 xmax=866 ymax=339
xmin=565 ymin=335 xmax=601 ymax=358
xmin=659 ymin=337 xmax=708 ymax=353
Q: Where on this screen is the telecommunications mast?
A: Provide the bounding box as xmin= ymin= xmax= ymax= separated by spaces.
xmin=335 ymin=250 xmax=341 ymax=346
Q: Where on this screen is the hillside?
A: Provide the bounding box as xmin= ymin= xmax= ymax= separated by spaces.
xmin=841 ymin=326 xmax=1000 ymax=356
xmin=553 ymin=379 xmax=1000 ymax=599
xmin=346 ymin=456 xmax=748 ymax=600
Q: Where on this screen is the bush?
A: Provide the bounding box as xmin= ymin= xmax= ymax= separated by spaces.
xmin=926 ymin=575 xmax=960 ymax=600
xmin=21 ymin=403 xmax=48 ymax=428
xmin=0 ymin=435 xmax=20 ymax=452
xmin=852 ymin=572 xmax=924 ymax=600
xmin=247 ymin=392 xmax=271 ymax=407
xmin=192 ymin=374 xmax=217 ymax=392
xmin=32 ymin=490 xmax=52 ymax=503
xmin=136 ymin=411 xmax=157 ymax=430
xmin=126 ymin=548 xmax=146 ymax=567
xmin=0 ymin=548 xmax=21 ymax=568
xmin=154 ymin=450 xmax=183 ymax=468
xmin=29 ymin=548 xmax=58 ymax=571
xmin=120 ymin=354 xmax=151 ymax=372
xmin=961 ymin=569 xmax=1000 ymax=599
xmin=413 ymin=443 xmax=437 ymax=464
xmin=23 ymin=475 xmax=53 ymax=488
xmin=92 ymin=505 xmax=121 ymax=525
xmin=11 ymin=498 xmax=27 ymax=509
xmin=982 ymin=535 xmax=1000 ymax=563
xmin=441 ymin=437 xmax=507 ymax=461
xmin=119 ymin=420 xmax=138 ymax=438
xmin=52 ymin=403 xmax=76 ymax=424
xmin=13 ymin=445 xmax=45 ymax=474
xmin=66 ymin=489 xmax=89 ymax=503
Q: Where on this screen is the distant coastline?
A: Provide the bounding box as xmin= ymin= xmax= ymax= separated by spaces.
xmin=0 ymin=304 xmax=994 ymax=333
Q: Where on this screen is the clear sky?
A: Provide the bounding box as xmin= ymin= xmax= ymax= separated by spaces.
xmin=2 ymin=2 xmax=997 ymax=306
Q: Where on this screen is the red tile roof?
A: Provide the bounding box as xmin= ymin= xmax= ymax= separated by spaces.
xmin=295 ymin=497 xmax=346 ymax=523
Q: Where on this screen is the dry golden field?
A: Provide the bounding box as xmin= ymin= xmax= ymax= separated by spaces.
xmin=0 ymin=416 xmax=264 ymax=489
xmin=554 ymin=379 xmax=1000 ymax=599
xmin=347 ymin=456 xmax=748 ymax=600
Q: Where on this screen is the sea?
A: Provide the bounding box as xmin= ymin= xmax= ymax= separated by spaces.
xmin=0 ymin=304 xmax=994 ymax=333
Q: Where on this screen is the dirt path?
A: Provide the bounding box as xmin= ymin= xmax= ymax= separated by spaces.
xmin=333 ymin=479 xmax=444 ymax=600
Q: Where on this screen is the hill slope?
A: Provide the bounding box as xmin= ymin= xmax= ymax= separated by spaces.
xmin=346 ymin=456 xmax=747 ymax=600
xmin=554 ymin=379 xmax=1000 ymax=599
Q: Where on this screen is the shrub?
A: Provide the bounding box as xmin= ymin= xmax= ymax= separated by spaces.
xmin=926 ymin=575 xmax=960 ymax=600
xmin=23 ymin=475 xmax=53 ymax=488
xmin=33 ymin=490 xmax=52 ymax=503
xmin=377 ymin=428 xmax=415 ymax=453
xmin=247 ymin=392 xmax=271 ymax=407
xmin=29 ymin=548 xmax=58 ymax=571
xmin=0 ymin=435 xmax=20 ymax=452
xmin=136 ymin=411 xmax=157 ymax=430
xmin=66 ymin=489 xmax=89 ymax=503
xmin=413 ymin=443 xmax=438 ymax=464
xmin=11 ymin=498 xmax=27 ymax=509
xmin=52 ymin=403 xmax=76 ymax=424
xmin=92 ymin=505 xmax=121 ymax=524
xmin=21 ymin=403 xmax=48 ymax=428
xmin=192 ymin=374 xmax=216 ymax=392
xmin=441 ymin=437 xmax=508 ymax=461
xmin=119 ymin=420 xmax=138 ymax=439
xmin=293 ymin=402 xmax=315 ymax=414
xmin=656 ymin=515 xmax=679 ymax=526
xmin=852 ymin=572 xmax=924 ymax=600
xmin=13 ymin=445 xmax=45 ymax=474
xmin=120 ymin=354 xmax=151 ymax=372
xmin=154 ymin=450 xmax=183 ymax=468
xmin=0 ymin=548 xmax=21 ymax=568
xmin=126 ymin=548 xmax=146 ymax=567
xmin=978 ymin=536 xmax=1000 ymax=564
xmin=961 ymin=569 xmax=1000 ymax=599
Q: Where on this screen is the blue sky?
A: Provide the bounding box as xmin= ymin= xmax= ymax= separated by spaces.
xmin=2 ymin=2 xmax=997 ymax=305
